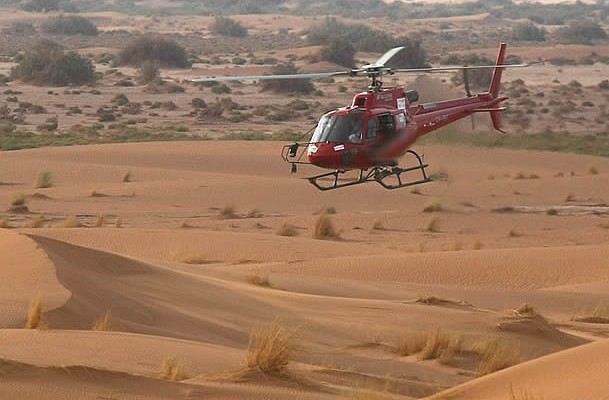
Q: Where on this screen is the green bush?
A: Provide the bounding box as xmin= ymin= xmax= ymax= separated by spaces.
xmin=308 ymin=17 xmax=427 ymax=68
xmin=320 ymin=37 xmax=355 ymax=68
xmin=136 ymin=61 xmax=160 ymax=84
xmin=11 ymin=40 xmax=95 ymax=86
xmin=557 ymin=20 xmax=608 ymax=45
xmin=210 ymin=16 xmax=247 ymax=37
xmin=118 ymin=35 xmax=189 ymax=68
xmin=512 ymin=20 xmax=545 ymax=42
xmin=40 ymin=15 xmax=98 ymax=36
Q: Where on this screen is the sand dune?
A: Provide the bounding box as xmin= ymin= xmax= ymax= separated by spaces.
xmin=0 ymin=230 xmax=70 ymax=327
xmin=426 ymin=338 xmax=609 ymax=400
xmin=2 ymin=141 xmax=609 ymax=399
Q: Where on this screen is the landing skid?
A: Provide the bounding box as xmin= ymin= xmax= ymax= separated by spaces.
xmin=307 ymin=150 xmax=432 ymax=191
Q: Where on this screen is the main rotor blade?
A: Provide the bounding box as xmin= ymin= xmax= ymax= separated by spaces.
xmin=370 ymin=46 xmax=405 ymax=67
xmin=192 ymin=71 xmax=350 ymax=83
xmin=392 ymin=63 xmax=531 ymax=73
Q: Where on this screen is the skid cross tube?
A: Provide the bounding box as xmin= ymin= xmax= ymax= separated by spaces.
xmin=307 ymin=150 xmax=432 ymax=191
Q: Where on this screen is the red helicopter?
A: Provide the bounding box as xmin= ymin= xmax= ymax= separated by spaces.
xmin=193 ymin=43 xmax=527 ymax=190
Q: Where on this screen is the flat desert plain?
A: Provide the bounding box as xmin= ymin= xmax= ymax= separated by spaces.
xmin=1 ymin=139 xmax=609 ymax=399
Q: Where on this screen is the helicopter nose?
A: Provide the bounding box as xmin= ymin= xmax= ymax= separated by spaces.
xmin=308 ymin=143 xmax=359 ymax=169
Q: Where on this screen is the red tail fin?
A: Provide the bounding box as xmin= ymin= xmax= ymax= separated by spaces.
xmin=489 ymin=43 xmax=507 ymax=98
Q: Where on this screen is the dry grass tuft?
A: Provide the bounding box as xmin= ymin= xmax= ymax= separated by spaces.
xmin=160 ymin=356 xmax=189 ymax=381
xmin=9 ymin=194 xmax=29 ymax=213
xmin=475 ymin=338 xmax=520 ymax=376
xmin=25 ymin=215 xmax=45 ymax=228
xmin=424 ymin=217 xmax=440 ymax=232
xmin=508 ymin=229 xmax=520 ymax=237
xmin=438 ymin=336 xmax=463 ymax=365
xmin=92 ymin=310 xmax=113 ymax=331
xmin=510 ymin=385 xmax=544 ymax=400
xmin=423 ymin=199 xmax=443 ymax=213
xmin=314 ymin=206 xmax=337 ymax=215
xmin=94 ymin=214 xmax=106 ymax=227
xmin=371 ymin=219 xmax=386 ymax=231
xmin=246 ymin=319 xmax=296 ymax=375
xmin=218 ymin=204 xmax=238 ymax=219
xmin=275 ymin=222 xmax=298 ymax=237
xmin=246 ymin=208 xmax=263 ymax=218
xmin=245 ymin=274 xmax=271 ymax=288
xmin=313 ymin=214 xmax=341 ymax=239
xmin=512 ymin=171 xmax=526 ymax=179
xmin=514 ymin=302 xmax=537 ymax=317
xmin=417 ymin=329 xmax=450 ymax=360
xmin=564 ymin=193 xmax=575 ymax=202
xmin=122 ymin=171 xmax=131 ymax=182
xmin=571 ymin=302 xmax=609 ymax=324
xmin=473 ymin=240 xmax=484 ymax=250
xmin=115 ymin=216 xmax=123 ymax=228
xmin=588 ymin=165 xmax=599 ymax=175
xmin=35 ymin=171 xmax=54 ymax=188
xmin=90 ymin=189 xmax=109 ymax=197
xmin=174 ymin=252 xmax=210 ymax=264
xmin=62 ymin=216 xmax=82 ymax=228
xmin=394 ymin=333 xmax=426 ymax=356
xmin=0 ymin=216 xmax=10 ymax=228
xmin=26 ymin=296 xmax=46 ymax=329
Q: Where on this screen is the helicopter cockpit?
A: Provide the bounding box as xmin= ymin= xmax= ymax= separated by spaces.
xmin=311 ymin=114 xmax=364 ymax=144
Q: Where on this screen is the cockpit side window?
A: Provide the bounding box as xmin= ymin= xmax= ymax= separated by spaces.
xmin=378 ymin=113 xmax=395 ymax=137
xmin=366 ymin=118 xmax=377 ymax=141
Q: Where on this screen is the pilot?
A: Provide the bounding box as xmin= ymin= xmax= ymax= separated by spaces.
xmin=348 ymin=120 xmax=363 ymax=143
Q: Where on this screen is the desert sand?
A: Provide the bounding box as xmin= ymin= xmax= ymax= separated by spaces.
xmin=1 ymin=140 xmax=609 ymax=399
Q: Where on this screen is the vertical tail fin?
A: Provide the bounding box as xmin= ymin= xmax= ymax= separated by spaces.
xmin=489 ymin=43 xmax=507 ymax=98
xmin=489 ymin=43 xmax=507 ymax=132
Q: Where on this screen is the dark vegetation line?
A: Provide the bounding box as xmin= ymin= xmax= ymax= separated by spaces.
xmin=11 ymin=0 xmax=609 ymax=24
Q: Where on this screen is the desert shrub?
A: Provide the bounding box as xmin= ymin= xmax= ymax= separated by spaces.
xmin=4 ymin=21 xmax=36 ymax=35
xmin=40 ymin=15 xmax=98 ymax=36
xmin=275 ymin=222 xmax=298 ymax=237
xmin=136 ymin=61 xmax=160 ymax=84
xmin=210 ymin=16 xmax=247 ymax=37
xmin=118 ymin=35 xmax=189 ymax=68
xmin=35 ymin=171 xmax=54 ymax=188
xmin=211 ymin=83 xmax=231 ymax=94
xmin=313 ymin=214 xmax=340 ymax=239
xmin=246 ymin=274 xmax=271 ymax=287
xmin=512 ymin=20 xmax=545 ymax=42
xmin=246 ymin=319 xmax=296 ymax=375
xmin=599 ymin=80 xmax=609 ymax=90
xmin=423 ymin=199 xmax=443 ymax=212
xmin=11 ymin=40 xmax=95 ymax=86
xmin=111 ymin=93 xmax=129 ymax=106
xmin=261 ymin=63 xmax=314 ymax=94
xmin=9 ymin=194 xmax=28 ymax=213
xmin=232 ymin=56 xmax=247 ymax=65
xmin=192 ymin=98 xmax=206 ymax=108
xmin=557 ymin=20 xmax=608 ymax=45
xmin=320 ymin=37 xmax=356 ymax=68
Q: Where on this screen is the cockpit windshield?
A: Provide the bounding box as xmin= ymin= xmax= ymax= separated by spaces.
xmin=311 ymin=115 xmax=363 ymax=144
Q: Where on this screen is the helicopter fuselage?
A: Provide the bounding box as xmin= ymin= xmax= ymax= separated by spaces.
xmin=306 ymin=86 xmax=506 ymax=171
